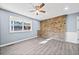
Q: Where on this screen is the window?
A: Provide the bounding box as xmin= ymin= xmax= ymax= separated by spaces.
xmin=24 ymin=22 xmax=31 ymax=30
xmin=14 ymin=21 xmax=22 ymax=31
xmin=9 ymin=16 xmax=32 ymax=32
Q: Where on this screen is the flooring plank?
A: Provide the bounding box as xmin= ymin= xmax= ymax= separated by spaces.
xmin=0 ymin=38 xmax=79 ymax=55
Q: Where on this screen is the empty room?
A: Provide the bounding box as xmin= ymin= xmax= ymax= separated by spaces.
xmin=0 ymin=3 xmax=79 ymax=55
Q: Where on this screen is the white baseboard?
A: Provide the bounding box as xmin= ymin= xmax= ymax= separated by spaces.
xmin=0 ymin=36 xmax=37 ymax=47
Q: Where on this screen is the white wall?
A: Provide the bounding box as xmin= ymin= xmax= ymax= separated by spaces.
xmin=66 ymin=32 xmax=78 ymax=44
xmin=77 ymin=16 xmax=79 ymax=43
xmin=0 ymin=12 xmax=1 ymax=43
xmin=66 ymin=13 xmax=79 ymax=44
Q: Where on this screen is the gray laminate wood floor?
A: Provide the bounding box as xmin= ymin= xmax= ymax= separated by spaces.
xmin=0 ymin=37 xmax=79 ymax=55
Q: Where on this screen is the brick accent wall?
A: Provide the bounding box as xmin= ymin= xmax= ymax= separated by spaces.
xmin=38 ymin=15 xmax=66 ymax=40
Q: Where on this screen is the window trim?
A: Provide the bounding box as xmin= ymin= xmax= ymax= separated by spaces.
xmin=9 ymin=16 xmax=32 ymax=33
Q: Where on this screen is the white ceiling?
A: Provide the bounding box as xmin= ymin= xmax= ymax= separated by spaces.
xmin=0 ymin=3 xmax=79 ymax=21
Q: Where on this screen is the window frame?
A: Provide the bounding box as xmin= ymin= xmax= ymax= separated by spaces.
xmin=9 ymin=16 xmax=32 ymax=33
